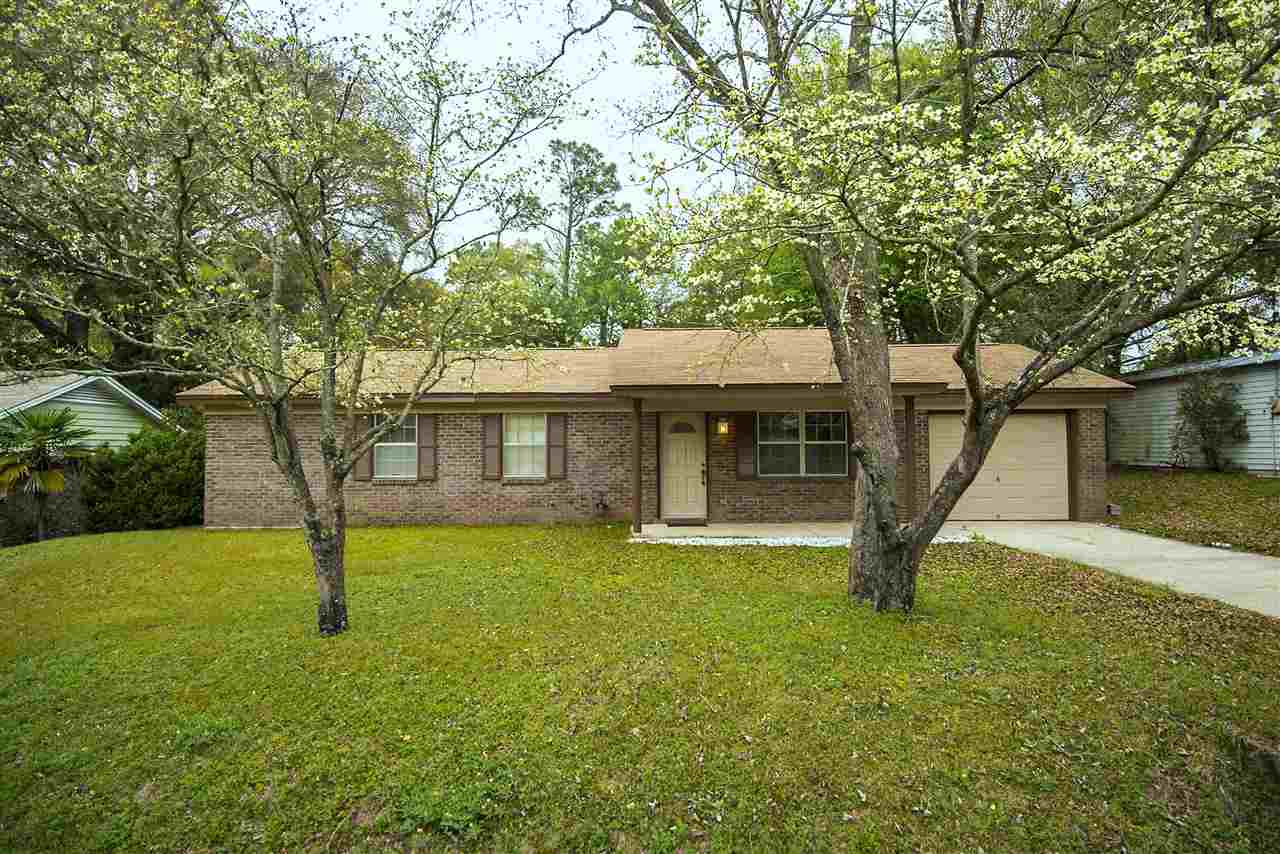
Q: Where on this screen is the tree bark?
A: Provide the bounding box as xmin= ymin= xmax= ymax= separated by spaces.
xmin=853 ymin=517 xmax=916 ymax=610
xmin=809 ymin=240 xmax=916 ymax=612
xmin=848 ymin=461 xmax=869 ymax=597
xmin=34 ymin=492 xmax=47 ymax=542
xmin=300 ymin=471 xmax=349 ymax=636
xmin=262 ymin=399 xmax=352 ymax=637
xmin=305 ymin=519 xmax=348 ymax=636
xmin=296 ymin=464 xmax=351 ymax=636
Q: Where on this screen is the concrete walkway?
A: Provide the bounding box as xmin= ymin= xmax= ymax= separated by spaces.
xmin=955 ymin=522 xmax=1280 ymax=619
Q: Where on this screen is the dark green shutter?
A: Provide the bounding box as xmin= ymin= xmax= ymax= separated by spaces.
xmin=482 ymin=414 xmax=502 ymax=480
xmin=547 ymin=414 xmax=567 ymax=479
xmin=417 ymin=415 xmax=436 ymax=481
xmin=354 ymin=415 xmax=373 ymax=481
xmin=735 ymin=412 xmax=756 ymax=479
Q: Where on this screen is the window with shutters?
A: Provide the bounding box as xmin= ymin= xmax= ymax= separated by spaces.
xmin=503 ymin=413 xmax=546 ymax=478
xmin=371 ymin=414 xmax=418 ymax=479
xmin=756 ymin=411 xmax=847 ymax=476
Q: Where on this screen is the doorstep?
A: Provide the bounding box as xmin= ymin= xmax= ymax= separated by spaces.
xmin=630 ymin=521 xmax=975 ymax=547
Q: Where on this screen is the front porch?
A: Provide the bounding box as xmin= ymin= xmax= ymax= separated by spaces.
xmin=631 ymin=520 xmax=975 ymax=546
xmin=625 ymin=398 xmax=921 ymax=533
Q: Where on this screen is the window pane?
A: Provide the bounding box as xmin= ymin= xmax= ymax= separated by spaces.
xmin=504 ymin=414 xmax=545 ymax=446
xmin=805 ymin=443 xmax=847 ymax=476
xmin=374 ymin=444 xmax=417 ymax=478
xmin=372 ymin=414 xmax=416 ymax=444
xmin=504 ymin=442 xmax=546 ymax=478
xmin=758 ymin=443 xmax=801 ymax=475
xmin=805 ymin=412 xmax=845 ymax=443
xmin=758 ymin=412 xmax=800 ymax=442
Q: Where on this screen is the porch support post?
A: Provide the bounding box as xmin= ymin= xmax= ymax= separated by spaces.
xmin=903 ymin=395 xmax=917 ymax=517
xmin=631 ymin=397 xmax=643 ymax=534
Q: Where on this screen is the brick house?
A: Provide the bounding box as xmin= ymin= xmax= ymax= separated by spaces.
xmin=179 ymin=328 xmax=1131 ymax=531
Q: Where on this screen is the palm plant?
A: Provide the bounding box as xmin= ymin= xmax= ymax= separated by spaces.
xmin=0 ymin=408 xmax=94 ymax=542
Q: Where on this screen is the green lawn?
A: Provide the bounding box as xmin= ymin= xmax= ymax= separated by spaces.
xmin=1 ymin=526 xmax=1278 ymax=852
xmin=1107 ymin=469 xmax=1280 ymax=556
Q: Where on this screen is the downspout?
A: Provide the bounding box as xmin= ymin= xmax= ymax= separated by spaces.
xmin=1273 ymin=361 xmax=1278 ymax=475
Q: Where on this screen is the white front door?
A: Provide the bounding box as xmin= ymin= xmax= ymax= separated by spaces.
xmin=661 ymin=413 xmax=707 ymax=519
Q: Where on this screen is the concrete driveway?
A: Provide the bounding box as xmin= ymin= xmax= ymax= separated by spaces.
xmin=954 ymin=522 xmax=1280 ymax=619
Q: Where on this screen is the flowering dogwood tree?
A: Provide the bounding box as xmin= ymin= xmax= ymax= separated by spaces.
xmin=0 ymin=0 xmax=572 ymax=634
xmin=590 ymin=0 xmax=1280 ymax=609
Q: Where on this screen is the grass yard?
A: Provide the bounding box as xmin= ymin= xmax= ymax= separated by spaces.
xmin=1 ymin=526 xmax=1278 ymax=853
xmin=1107 ymin=469 xmax=1280 ymax=556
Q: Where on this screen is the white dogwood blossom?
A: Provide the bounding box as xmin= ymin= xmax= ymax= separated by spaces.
xmin=607 ymin=0 xmax=1280 ymax=609
xmin=0 ymin=0 xmax=572 ymax=633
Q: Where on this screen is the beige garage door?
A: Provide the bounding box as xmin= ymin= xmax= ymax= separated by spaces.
xmin=928 ymin=412 xmax=1070 ymax=521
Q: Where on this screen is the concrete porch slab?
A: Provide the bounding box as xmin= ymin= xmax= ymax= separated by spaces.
xmin=631 ymin=521 xmax=974 ymax=547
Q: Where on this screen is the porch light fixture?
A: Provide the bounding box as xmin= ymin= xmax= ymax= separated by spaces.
xmin=715 ymin=416 xmax=731 ymax=436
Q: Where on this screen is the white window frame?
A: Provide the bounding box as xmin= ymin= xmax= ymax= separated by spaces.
xmin=756 ymin=410 xmax=848 ymax=477
xmin=502 ymin=413 xmax=547 ymax=480
xmin=371 ymin=414 xmax=418 ymax=480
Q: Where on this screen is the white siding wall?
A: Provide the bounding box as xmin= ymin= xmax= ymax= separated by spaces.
xmin=1108 ymin=362 xmax=1280 ymax=474
xmin=1235 ymin=363 xmax=1280 ymax=473
xmin=31 ymin=381 xmax=153 ymax=448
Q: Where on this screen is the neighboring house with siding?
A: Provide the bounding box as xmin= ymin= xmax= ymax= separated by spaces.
xmin=179 ymin=328 xmax=1132 ymax=531
xmin=0 ymin=374 xmax=166 ymax=446
xmin=1108 ymin=352 xmax=1280 ymax=474
xmin=0 ymin=374 xmax=166 ymax=545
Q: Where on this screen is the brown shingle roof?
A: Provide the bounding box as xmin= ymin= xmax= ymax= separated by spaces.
xmin=612 ymin=328 xmax=1129 ymax=391
xmin=178 ymin=329 xmax=1130 ymax=399
xmin=179 ymin=348 xmax=615 ymax=399
xmin=363 ymin=348 xmax=614 ymax=395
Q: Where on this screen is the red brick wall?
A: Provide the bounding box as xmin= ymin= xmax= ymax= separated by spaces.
xmin=1072 ymin=408 xmax=1108 ymax=521
xmin=652 ymin=411 xmax=908 ymax=524
xmin=704 ymin=412 xmax=850 ymax=522
xmin=913 ymin=410 xmax=932 ymax=518
xmin=204 ymin=411 xmax=633 ymax=528
xmin=205 ymin=405 xmax=1106 ymax=528
xmin=640 ymin=413 xmax=660 ymax=524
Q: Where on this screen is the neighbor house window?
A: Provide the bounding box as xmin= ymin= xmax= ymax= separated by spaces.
xmin=372 ymin=414 xmax=417 ymax=479
xmin=503 ymin=413 xmax=546 ymax=478
xmin=757 ymin=411 xmax=847 ymax=476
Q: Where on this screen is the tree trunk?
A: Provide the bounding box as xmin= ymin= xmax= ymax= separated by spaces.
xmin=848 ymin=461 xmax=869 ymax=597
xmin=828 ymin=244 xmax=914 ymax=611
xmin=304 ymin=470 xmax=350 ymax=636
xmin=848 ymin=446 xmax=917 ymax=611
xmin=34 ymin=492 xmax=47 ymax=542
xmin=305 ymin=524 xmax=348 ymax=636
xmin=262 ymin=399 xmax=352 ymax=637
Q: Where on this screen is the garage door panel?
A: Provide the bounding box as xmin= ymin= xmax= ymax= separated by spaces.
xmin=929 ymin=413 xmax=1069 ymax=521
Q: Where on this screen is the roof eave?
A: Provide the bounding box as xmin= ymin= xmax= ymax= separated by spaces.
xmin=610 ymin=381 xmax=952 ymax=394
xmin=5 ymin=375 xmax=166 ymax=423
xmin=181 ymin=391 xmax=617 ymax=405
xmin=1120 ymin=351 xmax=1280 ymax=383
xmin=3 ymin=376 xmax=83 ymax=413
xmin=940 ymin=382 xmax=1134 ymax=394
